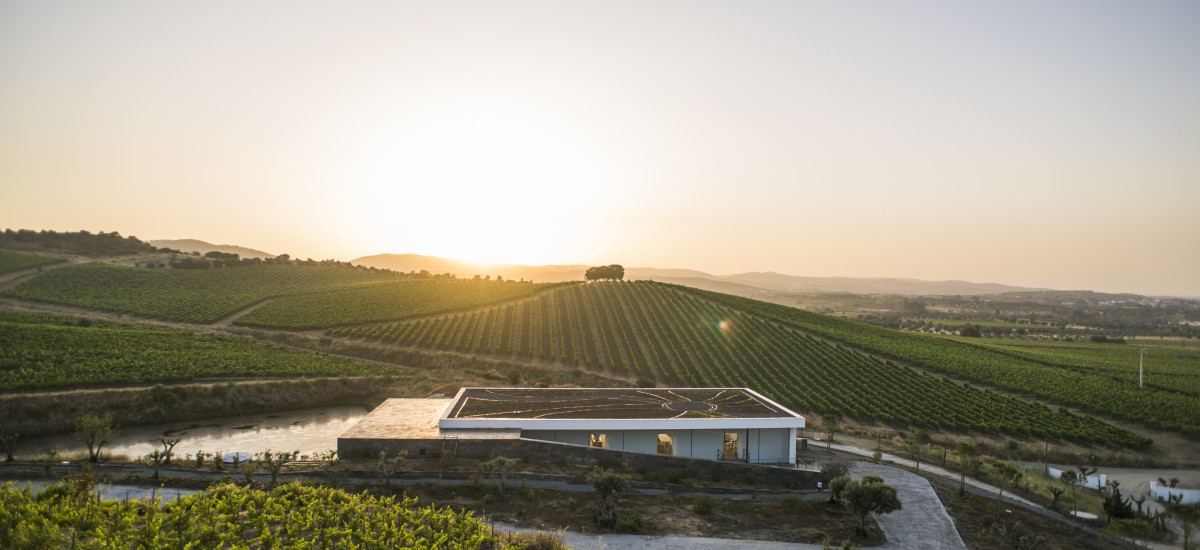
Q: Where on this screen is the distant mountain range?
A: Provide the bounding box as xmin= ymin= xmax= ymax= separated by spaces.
xmin=149 ymin=239 xmax=274 ymax=259
xmin=351 ymin=253 xmax=1042 ymax=296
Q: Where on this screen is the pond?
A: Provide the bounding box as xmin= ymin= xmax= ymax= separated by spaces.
xmin=16 ymin=405 xmax=370 ymax=461
xmin=7 ymin=480 xmax=200 ymax=502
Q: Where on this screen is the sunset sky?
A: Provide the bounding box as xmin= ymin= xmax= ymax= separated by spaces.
xmin=2 ymin=1 xmax=1197 ymax=296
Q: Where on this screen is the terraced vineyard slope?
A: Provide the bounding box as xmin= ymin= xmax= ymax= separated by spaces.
xmin=0 ymin=310 xmax=405 ymax=390
xmin=235 ymin=279 xmax=560 ymax=329
xmin=674 ymin=285 xmax=1200 ymax=436
xmin=332 ymin=281 xmax=1149 ymax=446
xmin=0 ymin=250 xmax=65 ymax=275
xmin=3 ymin=263 xmax=552 ymax=327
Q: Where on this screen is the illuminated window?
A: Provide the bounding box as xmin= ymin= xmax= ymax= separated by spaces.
xmin=657 ymin=433 xmax=675 ymax=455
xmin=589 ymin=433 xmax=607 ymax=448
xmin=723 ymin=433 xmax=739 ymax=459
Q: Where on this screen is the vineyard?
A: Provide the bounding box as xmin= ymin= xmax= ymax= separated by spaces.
xmin=235 ymin=279 xmax=561 ymax=329
xmin=3 ymin=262 xmax=557 ymax=328
xmin=0 ymin=482 xmax=520 ymax=549
xmin=0 ymin=311 xmax=404 ymax=391
xmin=332 ymin=281 xmax=1149 ymax=446
xmin=672 ymin=285 xmax=1200 ymax=436
xmin=0 ymin=249 xmax=65 ymax=275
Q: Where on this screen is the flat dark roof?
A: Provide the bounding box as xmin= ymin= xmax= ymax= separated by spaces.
xmin=447 ymin=388 xmax=796 ymax=420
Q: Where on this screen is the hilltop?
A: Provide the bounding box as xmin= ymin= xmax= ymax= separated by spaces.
xmin=352 ymin=253 xmax=1041 ymax=296
xmin=148 ymin=238 xmax=274 ymax=259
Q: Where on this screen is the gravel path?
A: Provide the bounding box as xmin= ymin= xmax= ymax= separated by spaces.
xmin=850 ymin=462 xmax=968 ymax=550
xmin=493 ymin=522 xmax=825 ymax=550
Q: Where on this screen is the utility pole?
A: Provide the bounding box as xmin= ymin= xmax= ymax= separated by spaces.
xmin=1139 ymin=347 xmax=1146 ymax=388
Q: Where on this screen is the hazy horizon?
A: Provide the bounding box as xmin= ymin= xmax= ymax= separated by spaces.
xmin=3 ymin=1 xmax=1197 ymax=296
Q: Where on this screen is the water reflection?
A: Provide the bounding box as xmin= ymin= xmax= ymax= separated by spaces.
xmin=18 ymin=405 xmax=368 ymax=460
xmin=6 ymin=480 xmax=200 ymax=502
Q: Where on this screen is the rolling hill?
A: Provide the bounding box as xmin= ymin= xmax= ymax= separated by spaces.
xmin=351 ymin=253 xmax=1041 ymax=296
xmin=3 ymin=247 xmax=1191 ymax=448
xmin=149 ymin=238 xmax=275 ymax=258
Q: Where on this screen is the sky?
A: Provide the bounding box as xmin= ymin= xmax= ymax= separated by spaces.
xmin=1 ymin=1 xmax=1197 ymax=296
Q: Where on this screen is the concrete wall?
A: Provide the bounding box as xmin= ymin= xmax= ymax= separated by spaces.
xmin=1150 ymin=482 xmax=1200 ymax=504
xmin=1047 ymin=467 xmax=1107 ymax=490
xmin=338 ymin=434 xmax=819 ymax=488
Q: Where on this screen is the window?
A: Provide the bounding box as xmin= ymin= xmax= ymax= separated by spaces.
xmin=723 ymin=433 xmax=739 ymax=459
xmin=657 ymin=433 xmax=675 ymax=455
xmin=589 ymin=433 xmax=607 ymax=448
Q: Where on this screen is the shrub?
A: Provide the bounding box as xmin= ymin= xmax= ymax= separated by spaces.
xmin=692 ymin=493 xmax=718 ymax=515
xmin=614 ymin=513 xmax=645 ymax=533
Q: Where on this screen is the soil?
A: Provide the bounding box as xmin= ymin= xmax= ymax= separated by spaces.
xmin=400 ymin=482 xmax=882 ymax=545
xmin=932 ymin=480 xmax=1125 ymax=550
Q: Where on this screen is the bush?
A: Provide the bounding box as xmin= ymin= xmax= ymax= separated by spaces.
xmin=692 ymin=493 xmax=718 ymax=515
xmin=614 ymin=513 xmax=645 ymax=533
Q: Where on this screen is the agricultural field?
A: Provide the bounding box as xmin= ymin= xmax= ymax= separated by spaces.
xmin=3 ymin=263 xmax=412 ymax=323
xmin=234 ymin=279 xmax=559 ymax=329
xmin=675 ymin=285 xmax=1200 ymax=436
xmin=960 ymin=337 xmax=1198 ymax=396
xmin=0 ymin=310 xmax=404 ymax=391
xmin=333 ymin=281 xmax=1149 ymax=446
xmin=0 ymin=249 xmax=65 ymax=275
xmin=0 ymin=482 xmax=508 ymax=549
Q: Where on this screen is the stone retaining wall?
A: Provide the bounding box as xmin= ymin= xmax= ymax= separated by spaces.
xmin=338 ymin=435 xmax=820 ymax=488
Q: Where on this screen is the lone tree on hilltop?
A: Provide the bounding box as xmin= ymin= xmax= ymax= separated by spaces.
xmin=584 ymin=264 xmax=625 ymax=282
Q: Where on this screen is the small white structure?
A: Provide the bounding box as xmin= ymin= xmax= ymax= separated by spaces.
xmin=1150 ymin=481 xmax=1200 ymax=504
xmin=1047 ymin=467 xmax=1107 ymax=490
xmin=441 ymin=387 xmax=805 ymax=465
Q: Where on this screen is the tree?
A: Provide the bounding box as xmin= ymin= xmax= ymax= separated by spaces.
xmin=584 ymin=264 xmax=625 ymax=282
xmin=1102 ymin=481 xmax=1135 ymax=525
xmin=992 ymin=462 xmax=1023 ymax=523
xmin=1164 ymin=501 xmax=1199 ymax=550
xmin=1049 ymin=486 xmax=1065 ymax=511
xmin=829 ymin=475 xmax=851 ymax=503
xmin=75 ymin=414 xmax=119 ymax=463
xmin=1077 ymin=465 xmax=1098 ymax=493
xmin=377 ymin=448 xmax=407 ymax=486
xmin=954 ymin=443 xmax=981 ymax=497
xmin=142 ymin=449 xmax=166 ymax=480
xmin=587 ymin=467 xmax=630 ymax=528
xmin=261 ymin=450 xmax=295 ymax=486
xmin=902 ymin=437 xmax=921 ymax=473
xmin=0 ymin=433 xmax=17 ymax=462
xmin=159 ymin=437 xmax=180 ymax=466
xmin=821 ymin=458 xmax=851 ymax=501
xmin=1058 ymin=470 xmax=1080 ymax=518
xmin=822 ymin=413 xmax=841 ymax=450
xmin=483 ymin=456 xmax=516 ymax=494
xmin=841 ymin=475 xmax=902 ymax=536
xmin=959 ymin=325 xmax=983 ymax=338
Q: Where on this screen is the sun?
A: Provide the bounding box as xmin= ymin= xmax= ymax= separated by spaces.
xmin=353 ymin=106 xmax=611 ymax=265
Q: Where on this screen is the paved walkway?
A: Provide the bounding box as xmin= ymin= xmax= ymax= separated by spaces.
xmin=850 ymin=462 xmax=968 ymax=550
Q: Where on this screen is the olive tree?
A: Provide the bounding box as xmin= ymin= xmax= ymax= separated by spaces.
xmin=75 ymin=414 xmax=119 ymax=463
xmin=587 ymin=467 xmax=630 ymax=528
xmin=841 ymin=475 xmax=902 ymax=536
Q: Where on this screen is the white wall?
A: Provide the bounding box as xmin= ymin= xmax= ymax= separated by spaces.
xmin=1150 ymin=482 xmax=1200 ymax=504
xmin=1047 ymin=467 xmax=1106 ymax=490
xmin=520 ymin=427 xmax=793 ymax=463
